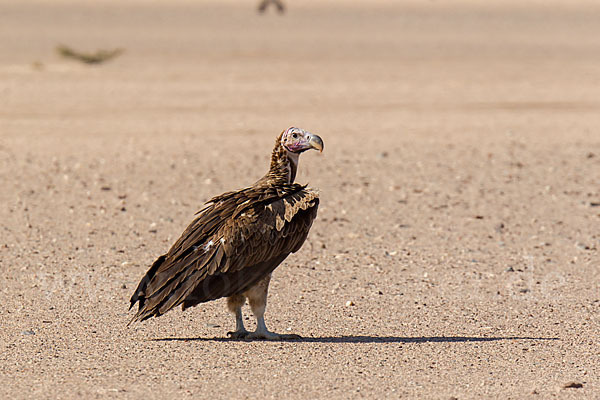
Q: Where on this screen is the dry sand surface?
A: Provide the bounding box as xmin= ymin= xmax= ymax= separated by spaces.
xmin=1 ymin=0 xmax=599 ymax=398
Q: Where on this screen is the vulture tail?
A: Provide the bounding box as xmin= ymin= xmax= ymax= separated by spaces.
xmin=128 ymin=255 xmax=166 ymax=325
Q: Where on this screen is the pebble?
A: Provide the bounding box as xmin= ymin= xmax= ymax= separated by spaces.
xmin=563 ymin=382 xmax=583 ymax=389
xmin=22 ymin=330 xmax=35 ymax=335
xmin=345 ymin=300 xmax=355 ymax=307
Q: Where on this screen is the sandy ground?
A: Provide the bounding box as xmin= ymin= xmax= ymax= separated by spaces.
xmin=1 ymin=0 xmax=599 ymax=398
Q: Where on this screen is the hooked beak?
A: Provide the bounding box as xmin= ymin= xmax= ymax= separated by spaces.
xmin=307 ymin=134 xmax=324 ymax=153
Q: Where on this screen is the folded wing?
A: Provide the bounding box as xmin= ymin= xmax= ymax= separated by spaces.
xmin=128 ymin=184 xmax=318 ymax=324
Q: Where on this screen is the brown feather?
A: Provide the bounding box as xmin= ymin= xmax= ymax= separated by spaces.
xmin=129 ymin=131 xmax=320 ymax=324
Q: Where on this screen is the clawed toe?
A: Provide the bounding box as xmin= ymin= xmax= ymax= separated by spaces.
xmin=228 ymin=330 xmax=301 ymax=341
xmin=227 ymin=330 xmax=249 ymax=339
xmin=244 ymin=331 xmax=302 ymax=341
xmin=280 ymin=333 xmax=302 ymax=340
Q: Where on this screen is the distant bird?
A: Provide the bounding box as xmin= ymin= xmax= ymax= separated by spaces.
xmin=56 ymin=44 xmax=123 ymax=65
xmin=129 ymin=127 xmax=323 ymax=340
xmin=257 ymin=0 xmax=285 ymax=14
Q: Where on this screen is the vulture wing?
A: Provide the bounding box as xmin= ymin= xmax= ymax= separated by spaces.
xmin=128 ymin=184 xmax=318 ymax=324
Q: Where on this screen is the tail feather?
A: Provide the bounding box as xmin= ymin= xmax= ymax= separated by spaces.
xmin=128 ymin=255 xmax=166 ymax=325
xmin=127 ymin=250 xmax=216 ymax=325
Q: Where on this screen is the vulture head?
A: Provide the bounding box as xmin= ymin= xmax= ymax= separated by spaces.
xmin=266 ymin=127 xmax=323 ymax=185
xmin=281 ymin=127 xmax=324 ymax=154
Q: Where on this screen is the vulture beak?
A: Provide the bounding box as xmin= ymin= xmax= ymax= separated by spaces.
xmin=307 ymin=134 xmax=324 ymax=153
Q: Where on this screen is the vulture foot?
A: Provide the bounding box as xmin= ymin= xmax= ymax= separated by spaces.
xmin=227 ymin=330 xmax=301 ymax=341
xmin=245 ymin=331 xmax=302 ymax=341
xmin=227 ymin=329 xmax=249 ymax=339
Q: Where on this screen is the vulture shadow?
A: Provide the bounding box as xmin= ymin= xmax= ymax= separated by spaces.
xmin=151 ymin=335 xmax=559 ymax=343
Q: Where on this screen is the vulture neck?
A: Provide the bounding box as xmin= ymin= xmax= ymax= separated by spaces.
xmin=262 ymin=140 xmax=299 ymax=186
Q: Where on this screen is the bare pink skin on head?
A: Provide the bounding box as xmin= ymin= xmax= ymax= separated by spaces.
xmin=280 ymin=127 xmax=324 ymax=153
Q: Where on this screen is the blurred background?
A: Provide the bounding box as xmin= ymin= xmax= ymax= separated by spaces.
xmin=3 ymin=0 xmax=600 ymax=141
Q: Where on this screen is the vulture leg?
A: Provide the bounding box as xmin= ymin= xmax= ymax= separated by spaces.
xmin=245 ymin=274 xmax=301 ymax=340
xmin=226 ymin=294 xmax=248 ymax=338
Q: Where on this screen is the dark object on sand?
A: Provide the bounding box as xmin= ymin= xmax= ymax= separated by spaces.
xmin=258 ymin=0 xmax=285 ymax=14
xmin=56 ymin=45 xmax=123 ymax=65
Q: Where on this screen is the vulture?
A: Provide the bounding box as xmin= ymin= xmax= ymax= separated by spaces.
xmin=257 ymin=0 xmax=285 ymax=14
xmin=129 ymin=127 xmax=323 ymax=340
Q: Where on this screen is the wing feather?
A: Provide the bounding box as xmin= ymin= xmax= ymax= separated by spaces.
xmin=129 ymin=184 xmax=318 ymax=323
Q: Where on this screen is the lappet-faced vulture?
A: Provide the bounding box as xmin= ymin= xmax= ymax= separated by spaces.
xmin=129 ymin=127 xmax=323 ymax=340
